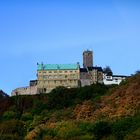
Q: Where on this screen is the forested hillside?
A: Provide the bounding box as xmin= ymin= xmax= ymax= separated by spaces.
xmin=0 ymin=73 xmax=140 ymax=140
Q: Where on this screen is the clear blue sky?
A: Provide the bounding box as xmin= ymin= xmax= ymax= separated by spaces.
xmin=0 ymin=0 xmax=140 ymax=95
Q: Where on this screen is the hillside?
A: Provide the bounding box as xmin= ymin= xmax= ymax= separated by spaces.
xmin=0 ymin=90 xmax=9 ymax=99
xmin=0 ymin=73 xmax=140 ymax=140
xmin=74 ymin=73 xmax=140 ymax=120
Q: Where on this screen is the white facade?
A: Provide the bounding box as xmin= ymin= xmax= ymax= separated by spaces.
xmin=103 ymin=74 xmax=127 ymax=85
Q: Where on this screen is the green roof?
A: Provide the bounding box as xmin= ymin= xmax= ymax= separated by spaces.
xmin=37 ymin=63 xmax=79 ymax=70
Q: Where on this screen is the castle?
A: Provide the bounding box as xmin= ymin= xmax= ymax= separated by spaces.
xmin=11 ymin=50 xmax=127 ymax=96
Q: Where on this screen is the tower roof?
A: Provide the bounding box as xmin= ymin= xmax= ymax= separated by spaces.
xmin=83 ymin=49 xmax=93 ymax=54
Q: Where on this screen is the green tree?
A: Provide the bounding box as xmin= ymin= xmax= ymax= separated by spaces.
xmin=103 ymin=66 xmax=113 ymax=76
xmin=93 ymin=121 xmax=112 ymax=140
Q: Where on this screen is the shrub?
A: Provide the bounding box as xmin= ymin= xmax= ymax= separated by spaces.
xmin=51 ymin=108 xmax=73 ymax=121
xmin=21 ymin=112 xmax=33 ymax=121
xmin=112 ymin=112 xmax=140 ymax=140
xmin=2 ymin=111 xmax=17 ymax=120
xmin=112 ymin=117 xmax=133 ymax=140
xmin=78 ymin=134 xmax=94 ymax=140
xmin=0 ymin=134 xmax=21 ymax=140
xmin=77 ymin=121 xmax=95 ymax=134
xmin=124 ymin=128 xmax=140 ymax=140
xmin=77 ymin=84 xmax=109 ymax=101
xmin=0 ymin=120 xmax=26 ymax=138
xmin=56 ymin=121 xmax=82 ymax=139
xmin=32 ymin=100 xmax=47 ymax=115
xmin=93 ymin=121 xmax=112 ymax=140
xmin=47 ymin=87 xmax=74 ymax=109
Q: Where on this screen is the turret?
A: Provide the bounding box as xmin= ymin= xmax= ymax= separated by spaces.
xmin=83 ymin=50 xmax=93 ymax=68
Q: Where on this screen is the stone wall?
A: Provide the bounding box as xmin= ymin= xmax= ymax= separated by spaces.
xmin=11 ymin=86 xmax=37 ymax=96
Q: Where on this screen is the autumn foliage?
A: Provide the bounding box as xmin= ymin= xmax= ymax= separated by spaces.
xmin=0 ymin=73 xmax=140 ymax=139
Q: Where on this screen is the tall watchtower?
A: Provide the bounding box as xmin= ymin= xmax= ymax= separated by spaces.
xmin=83 ymin=50 xmax=93 ymax=68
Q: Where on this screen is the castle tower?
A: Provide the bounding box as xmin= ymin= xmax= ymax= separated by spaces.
xmin=83 ymin=50 xmax=93 ymax=68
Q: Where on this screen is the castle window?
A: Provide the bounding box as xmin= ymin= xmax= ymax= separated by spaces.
xmin=43 ymin=75 xmax=47 ymax=79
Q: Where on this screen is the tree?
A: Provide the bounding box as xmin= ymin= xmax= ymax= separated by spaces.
xmin=135 ymin=70 xmax=140 ymax=75
xmin=93 ymin=121 xmax=112 ymax=140
xmin=103 ymin=66 xmax=113 ymax=76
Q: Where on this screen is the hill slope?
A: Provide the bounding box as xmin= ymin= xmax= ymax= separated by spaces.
xmin=0 ymin=90 xmax=9 ymax=99
xmin=74 ymin=73 xmax=140 ymax=120
xmin=0 ymin=73 xmax=140 ymax=140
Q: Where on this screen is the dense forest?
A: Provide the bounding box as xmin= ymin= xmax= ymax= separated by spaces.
xmin=0 ymin=73 xmax=140 ymax=140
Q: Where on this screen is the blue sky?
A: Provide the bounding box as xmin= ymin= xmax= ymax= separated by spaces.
xmin=0 ymin=0 xmax=140 ymax=94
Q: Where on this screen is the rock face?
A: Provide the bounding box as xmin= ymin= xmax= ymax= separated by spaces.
xmin=74 ymin=73 xmax=140 ymax=120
